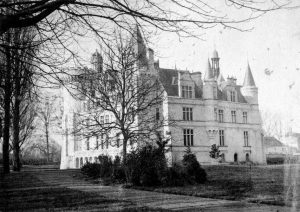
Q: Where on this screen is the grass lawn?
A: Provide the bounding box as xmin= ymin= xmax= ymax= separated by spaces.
xmin=136 ymin=164 xmax=300 ymax=208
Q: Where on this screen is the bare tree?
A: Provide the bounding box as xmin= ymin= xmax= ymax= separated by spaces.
xmin=261 ymin=110 xmax=284 ymax=140
xmin=72 ymin=31 xmax=168 ymax=160
xmin=35 ymin=94 xmax=62 ymax=162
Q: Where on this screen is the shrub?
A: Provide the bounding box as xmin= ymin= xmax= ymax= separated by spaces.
xmin=182 ymin=150 xmax=207 ymax=184
xmin=81 ymin=162 xmax=102 ymax=178
xmin=266 ymin=157 xmax=285 ymax=165
xmin=162 ymin=163 xmax=185 ymax=186
xmin=125 ymin=143 xmax=167 ymax=186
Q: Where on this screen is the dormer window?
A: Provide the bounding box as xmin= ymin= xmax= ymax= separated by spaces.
xmin=182 ymin=86 xmax=192 ymax=98
xmin=230 ymin=91 xmax=236 ymax=102
xmin=171 ymin=77 xmax=178 ymax=85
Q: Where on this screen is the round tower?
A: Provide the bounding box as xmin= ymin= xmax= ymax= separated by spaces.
xmin=91 ymin=50 xmax=103 ymax=73
xmin=203 ymin=58 xmax=218 ymax=100
xmin=211 ymin=50 xmax=220 ymax=78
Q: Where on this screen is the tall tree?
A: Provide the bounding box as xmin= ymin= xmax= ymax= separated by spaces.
xmin=73 ymin=32 xmax=168 ymax=160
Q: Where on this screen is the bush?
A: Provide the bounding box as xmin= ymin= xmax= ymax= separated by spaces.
xmin=182 ymin=150 xmax=207 ymax=184
xmin=81 ymin=162 xmax=102 ymax=178
xmin=125 ymin=143 xmax=167 ymax=186
xmin=162 ymin=164 xmax=185 ymax=186
xmin=266 ymin=157 xmax=285 ymax=165
xmin=81 ymin=155 xmax=126 ymax=182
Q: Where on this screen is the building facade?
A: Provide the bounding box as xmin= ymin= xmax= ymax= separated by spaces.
xmin=60 ymin=31 xmax=266 ymax=169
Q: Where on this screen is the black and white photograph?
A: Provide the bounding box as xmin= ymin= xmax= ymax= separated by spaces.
xmin=1 ymin=1 xmax=300 ymax=211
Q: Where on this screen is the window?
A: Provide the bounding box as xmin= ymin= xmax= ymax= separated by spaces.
xmin=244 ymin=131 xmax=249 ymax=146
xmin=86 ymin=138 xmax=90 ymax=150
xmin=219 ymin=130 xmax=225 ymax=146
xmin=156 ymin=108 xmax=160 ymax=121
xmin=243 ymin=112 xmax=248 ymax=123
xmin=183 ymin=107 xmax=193 ymax=121
xmin=96 ymin=135 xmax=99 ymax=150
xmin=105 ymin=115 xmax=109 ymax=123
xmin=106 ymin=136 xmax=109 ymax=149
xmin=101 ymin=134 xmax=104 ymax=149
xmin=214 ymin=108 xmax=218 ymax=121
xmin=213 ymin=87 xmax=218 ymax=99
xmin=230 ymin=91 xmax=236 ymax=102
xmin=182 ymin=86 xmax=192 ymax=98
xmin=183 ymin=129 xmax=194 ymax=146
xmin=100 ymin=116 xmax=104 ymax=124
xmin=218 ymin=109 xmax=224 ymax=123
xmin=231 ymin=111 xmax=236 ymax=123
xmin=116 ymin=134 xmax=120 ymax=148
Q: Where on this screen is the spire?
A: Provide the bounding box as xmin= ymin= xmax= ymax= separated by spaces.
xmin=212 ymin=49 xmax=219 ymax=58
xmin=134 ymin=24 xmax=147 ymax=67
xmin=217 ymin=73 xmax=225 ymax=84
xmin=204 ymin=58 xmax=213 ymax=80
xmin=243 ymin=63 xmax=256 ymax=87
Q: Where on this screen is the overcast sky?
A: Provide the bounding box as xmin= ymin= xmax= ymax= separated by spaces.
xmin=68 ymin=2 xmax=300 ymax=134
xmin=149 ymin=6 xmax=300 ymax=133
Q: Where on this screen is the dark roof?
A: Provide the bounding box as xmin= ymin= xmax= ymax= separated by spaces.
xmin=243 ymin=63 xmax=256 ymax=86
xmin=158 ymin=68 xmax=179 ymax=96
xmin=264 ymin=136 xmax=284 ymax=147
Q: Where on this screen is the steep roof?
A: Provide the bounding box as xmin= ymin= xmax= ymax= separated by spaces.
xmin=243 ymin=63 xmax=256 ymax=87
xmin=264 ymin=136 xmax=284 ymax=147
xmin=212 ymin=49 xmax=219 ymax=58
xmin=158 ymin=68 xmax=179 ymax=96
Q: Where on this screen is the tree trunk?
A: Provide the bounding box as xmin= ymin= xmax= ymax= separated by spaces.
xmin=122 ymin=137 xmax=128 ymax=163
xmin=2 ymin=32 xmax=11 ymax=174
xmin=12 ymin=68 xmax=21 ymax=171
xmin=45 ymin=124 xmax=50 ymax=162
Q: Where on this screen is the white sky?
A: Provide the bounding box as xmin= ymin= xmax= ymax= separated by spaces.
xmin=149 ymin=7 xmax=300 ymax=133
xmin=61 ymin=3 xmax=300 ymax=134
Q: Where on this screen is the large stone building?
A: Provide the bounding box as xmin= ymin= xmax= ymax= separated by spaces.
xmin=60 ymin=30 xmax=266 ymax=169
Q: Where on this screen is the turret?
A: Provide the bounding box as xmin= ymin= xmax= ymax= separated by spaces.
xmin=135 ymin=25 xmax=148 ymax=67
xmin=211 ymin=49 xmax=220 ymax=78
xmin=91 ymin=50 xmax=103 ymax=73
xmin=241 ymin=63 xmax=258 ymax=104
xmin=203 ymin=58 xmax=217 ymax=100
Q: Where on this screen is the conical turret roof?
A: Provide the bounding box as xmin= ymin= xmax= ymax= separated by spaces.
xmin=217 ymin=73 xmax=225 ymax=84
xmin=204 ymin=58 xmax=213 ymax=80
xmin=243 ymin=63 xmax=256 ymax=87
xmin=212 ymin=49 xmax=219 ymax=58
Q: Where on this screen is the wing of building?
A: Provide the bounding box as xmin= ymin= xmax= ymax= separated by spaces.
xmin=60 ymin=29 xmax=266 ymax=169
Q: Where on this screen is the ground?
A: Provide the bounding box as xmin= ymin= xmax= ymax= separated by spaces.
xmin=1 ymin=164 xmax=298 ymax=211
xmin=144 ymin=164 xmax=300 ymax=208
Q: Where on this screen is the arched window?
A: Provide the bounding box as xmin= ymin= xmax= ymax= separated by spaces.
xmin=80 ymin=158 xmax=83 ymax=167
xmin=246 ymin=153 xmax=250 ymax=162
xmin=234 ymin=153 xmax=238 ymax=162
xmin=220 ymin=153 xmax=225 ymax=162
xmin=76 ymin=158 xmax=79 ymax=168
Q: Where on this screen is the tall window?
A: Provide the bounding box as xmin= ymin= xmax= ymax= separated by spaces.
xmin=86 ymin=138 xmax=90 ymax=150
xmin=101 ymin=134 xmax=104 ymax=149
xmin=230 ymin=91 xmax=236 ymax=102
xmin=213 ymin=87 xmax=218 ymax=99
xmin=244 ymin=131 xmax=249 ymax=146
xmin=243 ymin=112 xmax=248 ymax=123
xmin=183 ymin=107 xmax=193 ymax=121
xmin=219 ymin=130 xmax=225 ymax=146
xmin=214 ymin=108 xmax=218 ymax=121
xmin=231 ymin=111 xmax=236 ymax=123
xmin=218 ymin=109 xmax=224 ymax=123
xmin=116 ymin=134 xmax=120 ymax=148
xmin=106 ymin=136 xmax=109 ymax=149
xmin=183 ymin=129 xmax=194 ymax=146
xmin=100 ymin=116 xmax=104 ymax=124
xmin=96 ymin=136 xmax=99 ymax=150
xmin=182 ymin=86 xmax=192 ymax=98
xmin=105 ymin=115 xmax=109 ymax=123
xmin=156 ymin=108 xmax=160 ymax=121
